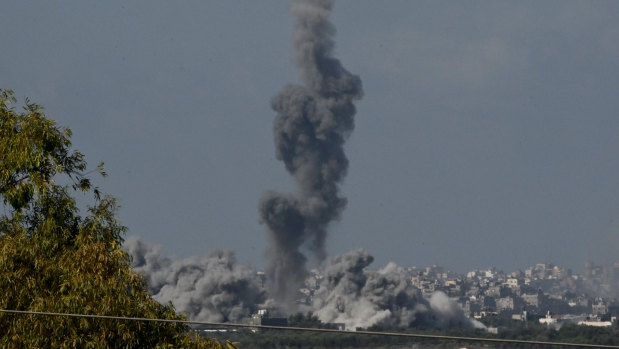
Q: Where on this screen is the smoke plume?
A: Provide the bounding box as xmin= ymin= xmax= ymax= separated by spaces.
xmin=259 ymin=0 xmax=363 ymax=311
xmin=124 ymin=236 xmax=265 ymax=322
xmin=312 ymin=249 xmax=485 ymax=330
xmin=121 ymin=0 xmax=483 ymax=332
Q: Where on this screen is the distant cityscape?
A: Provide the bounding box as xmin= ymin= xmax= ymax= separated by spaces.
xmin=291 ymin=261 xmax=619 ymax=329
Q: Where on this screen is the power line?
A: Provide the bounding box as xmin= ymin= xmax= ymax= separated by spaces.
xmin=1 ymin=309 xmax=617 ymax=348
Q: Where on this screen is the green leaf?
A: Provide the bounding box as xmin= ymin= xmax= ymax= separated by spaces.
xmin=0 ymin=89 xmax=221 ymax=348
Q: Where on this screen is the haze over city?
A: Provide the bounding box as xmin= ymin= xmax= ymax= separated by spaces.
xmin=2 ymin=0 xmax=619 ymax=276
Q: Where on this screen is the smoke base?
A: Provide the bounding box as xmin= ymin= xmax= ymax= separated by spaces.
xmin=312 ymin=249 xmax=485 ymax=330
xmin=124 ymin=236 xmax=266 ymax=323
xmin=125 ymin=237 xmax=483 ymax=330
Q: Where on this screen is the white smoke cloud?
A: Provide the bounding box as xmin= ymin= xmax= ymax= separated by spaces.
xmin=311 ymin=249 xmax=485 ymax=330
xmin=125 ymin=238 xmax=484 ymax=330
xmin=124 ymin=236 xmax=265 ymax=323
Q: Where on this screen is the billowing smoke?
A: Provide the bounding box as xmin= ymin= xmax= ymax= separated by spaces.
xmin=259 ymin=0 xmax=363 ymax=311
xmin=312 ymin=249 xmax=486 ymax=330
xmin=124 ymin=237 xmax=483 ymax=330
xmin=124 ymin=236 xmax=266 ymax=323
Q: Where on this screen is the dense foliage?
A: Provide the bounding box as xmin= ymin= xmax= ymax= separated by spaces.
xmin=211 ymin=313 xmax=619 ymax=349
xmin=478 ymin=318 xmax=619 ymax=348
xmin=0 ymin=90 xmax=231 ymax=348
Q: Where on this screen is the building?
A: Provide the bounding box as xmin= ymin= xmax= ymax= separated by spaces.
xmin=539 ymin=311 xmax=558 ymax=326
xmin=522 ymin=293 xmax=541 ymax=308
xmin=248 ymin=309 xmax=288 ymax=328
xmin=578 ymin=316 xmax=612 ymax=327
xmin=496 ymin=297 xmax=515 ymax=313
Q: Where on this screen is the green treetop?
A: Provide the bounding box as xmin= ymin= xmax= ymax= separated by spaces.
xmin=0 ymin=89 xmax=232 ymax=348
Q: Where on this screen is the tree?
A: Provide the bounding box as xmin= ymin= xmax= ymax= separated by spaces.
xmin=0 ymin=89 xmax=230 ymax=348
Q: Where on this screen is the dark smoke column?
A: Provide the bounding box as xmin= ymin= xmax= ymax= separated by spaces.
xmin=259 ymin=0 xmax=363 ymax=311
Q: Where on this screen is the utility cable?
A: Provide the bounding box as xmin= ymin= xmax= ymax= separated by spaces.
xmin=0 ymin=309 xmax=617 ymax=348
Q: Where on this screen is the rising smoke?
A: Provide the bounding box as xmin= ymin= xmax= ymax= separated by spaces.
xmin=124 ymin=236 xmax=265 ymax=323
xmin=259 ymin=0 xmax=363 ymax=312
xmin=123 ymin=0 xmax=484 ymax=331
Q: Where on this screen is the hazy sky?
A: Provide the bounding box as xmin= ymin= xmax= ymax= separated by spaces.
xmin=2 ymin=1 xmax=618 ymax=273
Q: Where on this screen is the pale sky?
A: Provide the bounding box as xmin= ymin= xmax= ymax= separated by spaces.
xmin=2 ymin=0 xmax=618 ymax=273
